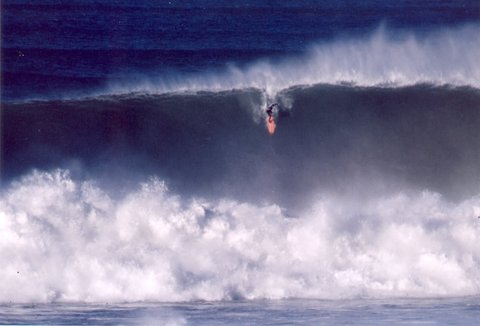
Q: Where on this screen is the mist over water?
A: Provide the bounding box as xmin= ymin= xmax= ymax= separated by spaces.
xmin=105 ymin=24 xmax=480 ymax=97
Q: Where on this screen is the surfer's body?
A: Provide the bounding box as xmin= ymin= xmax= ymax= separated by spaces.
xmin=266 ymin=103 xmax=278 ymax=119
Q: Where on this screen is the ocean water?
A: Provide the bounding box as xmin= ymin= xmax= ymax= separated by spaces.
xmin=1 ymin=298 xmax=480 ymax=325
xmin=1 ymin=0 xmax=480 ymax=324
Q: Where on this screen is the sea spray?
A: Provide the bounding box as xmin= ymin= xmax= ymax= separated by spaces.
xmin=1 ymin=170 xmax=479 ymax=302
xmin=105 ymin=24 xmax=480 ymax=97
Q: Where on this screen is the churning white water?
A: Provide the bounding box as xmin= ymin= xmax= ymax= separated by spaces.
xmin=1 ymin=169 xmax=479 ymax=303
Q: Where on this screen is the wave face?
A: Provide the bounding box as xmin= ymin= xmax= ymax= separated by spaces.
xmin=2 ymin=84 xmax=480 ymax=302
xmin=3 ymin=85 xmax=480 ymax=203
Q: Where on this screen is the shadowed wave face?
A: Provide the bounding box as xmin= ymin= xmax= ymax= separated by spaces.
xmin=3 ymin=84 xmax=480 ymax=208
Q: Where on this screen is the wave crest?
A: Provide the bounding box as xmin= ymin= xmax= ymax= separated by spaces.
xmin=107 ymin=24 xmax=480 ymax=97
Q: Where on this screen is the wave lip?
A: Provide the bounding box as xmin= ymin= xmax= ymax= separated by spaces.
xmin=107 ymin=24 xmax=480 ymax=97
xmin=1 ymin=170 xmax=480 ymax=303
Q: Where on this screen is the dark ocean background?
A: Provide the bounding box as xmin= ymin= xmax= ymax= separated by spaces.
xmin=1 ymin=1 xmax=480 ymax=324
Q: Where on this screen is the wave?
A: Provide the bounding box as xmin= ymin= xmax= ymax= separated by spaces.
xmin=105 ymin=24 xmax=480 ymax=97
xmin=3 ymin=84 xmax=480 ymax=205
xmin=1 ymin=169 xmax=479 ymax=302
xmin=3 ymin=77 xmax=480 ymax=304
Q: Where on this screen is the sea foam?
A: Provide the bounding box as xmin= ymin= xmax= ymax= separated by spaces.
xmin=1 ymin=170 xmax=479 ymax=302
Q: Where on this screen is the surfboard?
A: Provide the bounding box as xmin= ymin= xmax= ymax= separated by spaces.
xmin=267 ymin=116 xmax=276 ymax=135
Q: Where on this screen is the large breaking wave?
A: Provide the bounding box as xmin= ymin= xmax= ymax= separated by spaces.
xmin=2 ymin=23 xmax=480 ymax=303
xmin=2 ymin=83 xmax=480 ymax=302
xmin=3 ymin=85 xmax=480 ymax=203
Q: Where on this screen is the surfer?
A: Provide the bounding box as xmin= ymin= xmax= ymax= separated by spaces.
xmin=266 ymin=103 xmax=278 ymax=122
xmin=266 ymin=103 xmax=278 ymax=135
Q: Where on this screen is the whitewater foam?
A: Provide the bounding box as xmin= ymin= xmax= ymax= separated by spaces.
xmin=106 ymin=24 xmax=480 ymax=97
xmin=1 ymin=170 xmax=480 ymax=303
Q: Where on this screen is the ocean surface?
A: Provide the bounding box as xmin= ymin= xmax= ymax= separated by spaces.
xmin=2 ymin=0 xmax=480 ymax=324
xmin=1 ymin=298 xmax=480 ymax=325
